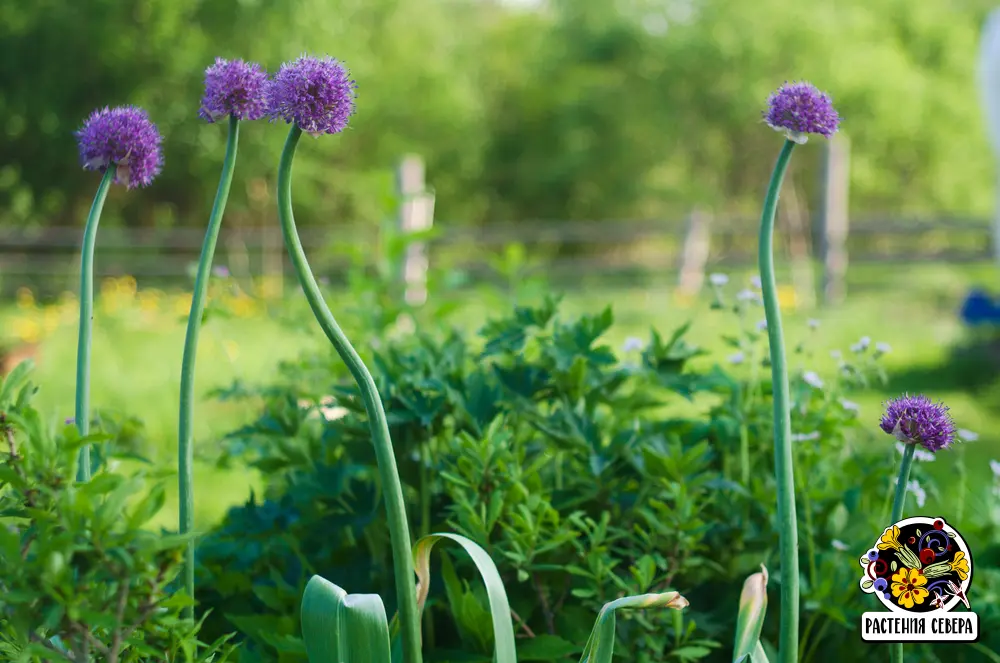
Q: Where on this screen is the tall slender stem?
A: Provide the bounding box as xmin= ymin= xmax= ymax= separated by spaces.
xmin=757 ymin=138 xmax=799 ymax=663
xmin=888 ymin=443 xmax=915 ymax=663
xmin=277 ymin=125 xmax=422 ymax=663
xmin=75 ymin=167 xmax=115 ymax=482
xmin=178 ymin=115 xmax=240 ymax=619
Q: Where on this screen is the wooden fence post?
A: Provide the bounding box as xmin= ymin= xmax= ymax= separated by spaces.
xmin=781 ymin=180 xmax=816 ymax=309
xmin=396 ymin=155 xmax=434 ymax=306
xmin=817 ymin=134 xmax=850 ymax=306
xmin=677 ymin=207 xmax=712 ymax=296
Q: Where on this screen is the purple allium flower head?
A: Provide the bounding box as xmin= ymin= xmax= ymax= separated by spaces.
xmin=199 ymin=57 xmax=270 ymax=122
xmin=267 ymin=55 xmax=357 ymax=136
xmin=879 ymin=394 xmax=956 ymax=453
xmin=763 ymin=81 xmax=840 ymax=143
xmin=76 ymin=106 xmax=163 ymax=189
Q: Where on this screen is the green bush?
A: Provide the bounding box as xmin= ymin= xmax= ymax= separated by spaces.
xmin=0 ymin=362 xmax=235 ymax=662
xmin=197 ymin=296 xmax=999 ymax=662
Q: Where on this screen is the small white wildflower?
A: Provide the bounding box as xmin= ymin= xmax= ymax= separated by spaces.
xmin=622 ymin=336 xmax=645 ymax=353
xmin=839 ymin=398 xmax=860 ymax=413
xmin=850 ymin=336 xmax=871 ymax=353
xmin=957 ymin=428 xmax=979 ymax=443
xmin=875 ymin=342 xmax=891 ymax=354
xmin=728 ymin=351 xmax=745 ymax=365
xmin=751 ymin=275 xmax=762 ymax=289
xmin=709 ymin=273 xmax=729 ymax=286
xmin=807 ymin=318 xmax=820 ymax=329
xmin=736 ymin=289 xmax=759 ymax=303
xmin=830 ymin=350 xmax=842 ymax=360
xmin=802 ymin=371 xmax=824 ymax=389
xmin=791 ymin=431 xmax=821 ymax=442
xmin=990 ymin=459 xmax=1000 ymax=478
xmin=756 ymin=319 xmax=768 ymax=331
xmin=907 ymin=479 xmax=927 ymax=509
xmin=319 ymin=395 xmax=349 ymax=422
xmin=831 ymin=539 xmax=850 ymax=552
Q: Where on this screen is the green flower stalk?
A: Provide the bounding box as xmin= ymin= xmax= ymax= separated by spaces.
xmin=276 ymin=121 xmax=423 ymax=659
xmin=178 ymin=57 xmax=269 ymax=618
xmin=73 ymin=106 xmax=163 ymax=481
xmin=268 ymin=56 xmax=425 ymax=663
xmin=759 ymin=81 xmax=840 ymax=663
xmin=879 ymin=394 xmax=956 ymax=663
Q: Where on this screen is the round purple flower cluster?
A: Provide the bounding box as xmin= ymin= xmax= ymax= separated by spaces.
xmin=267 ymin=55 xmax=356 ymax=135
xmin=199 ymin=57 xmax=270 ymax=122
xmin=75 ymin=106 xmax=163 ymax=189
xmin=879 ymin=394 xmax=956 ymax=453
xmin=763 ymin=81 xmax=840 ymax=143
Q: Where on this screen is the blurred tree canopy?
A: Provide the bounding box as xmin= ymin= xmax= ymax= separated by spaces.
xmin=0 ymin=0 xmax=997 ymax=231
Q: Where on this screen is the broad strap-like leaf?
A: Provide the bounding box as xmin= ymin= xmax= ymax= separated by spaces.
xmin=750 ymin=640 xmax=770 ymax=663
xmin=408 ymin=532 xmax=517 ymax=663
xmin=733 ymin=565 xmax=769 ymax=663
xmin=578 ymin=591 xmax=689 ymax=663
xmin=301 ymin=575 xmax=392 ymax=663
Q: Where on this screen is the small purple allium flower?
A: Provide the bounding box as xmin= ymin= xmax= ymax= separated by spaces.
xmin=879 ymin=394 xmax=956 ymax=453
xmin=199 ymin=57 xmax=270 ymax=122
xmin=212 ymin=265 xmax=230 ymax=278
xmin=267 ymin=55 xmax=357 ymax=136
xmin=76 ymin=106 xmax=163 ymax=189
xmin=763 ymin=81 xmax=840 ymax=143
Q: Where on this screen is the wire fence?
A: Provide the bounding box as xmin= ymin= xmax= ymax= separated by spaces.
xmin=0 ymin=215 xmax=993 ymax=298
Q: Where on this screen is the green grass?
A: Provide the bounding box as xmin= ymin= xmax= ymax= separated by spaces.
xmin=3 ymin=260 xmax=999 ymax=536
xmin=2 ymin=297 xmax=325 ymax=530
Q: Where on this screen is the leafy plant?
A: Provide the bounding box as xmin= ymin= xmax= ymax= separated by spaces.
xmin=0 ymin=361 xmax=235 ymax=662
xmin=195 ymin=287 xmax=1000 ymax=662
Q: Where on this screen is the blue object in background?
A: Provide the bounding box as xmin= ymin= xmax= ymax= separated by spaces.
xmin=960 ymin=289 xmax=1000 ymax=325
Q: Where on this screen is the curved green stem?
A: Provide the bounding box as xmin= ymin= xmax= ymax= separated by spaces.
xmin=178 ymin=115 xmax=240 ymax=619
xmin=75 ymin=167 xmax=115 ymax=482
xmin=277 ymin=125 xmax=422 ymax=663
xmin=757 ymin=139 xmax=798 ymax=663
xmin=888 ymin=443 xmax=915 ymax=663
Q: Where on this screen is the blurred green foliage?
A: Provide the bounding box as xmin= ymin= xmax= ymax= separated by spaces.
xmin=1 ymin=0 xmax=998 ymax=232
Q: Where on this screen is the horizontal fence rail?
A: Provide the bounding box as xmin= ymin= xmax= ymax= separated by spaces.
xmin=0 ymin=216 xmax=993 ymax=298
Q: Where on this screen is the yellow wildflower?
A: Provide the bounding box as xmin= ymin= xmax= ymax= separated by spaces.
xmin=15 ymin=287 xmax=35 ymax=311
xmin=174 ymin=293 xmax=193 ymax=317
xmin=891 ymin=567 xmax=928 ymax=609
xmin=949 ymin=552 xmax=969 ymax=581
xmin=878 ymin=525 xmax=901 ymax=551
xmin=119 ymin=275 xmax=137 ymax=298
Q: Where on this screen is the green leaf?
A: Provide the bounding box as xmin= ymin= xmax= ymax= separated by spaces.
xmin=127 ymin=481 xmax=166 ymax=528
xmin=517 ymin=634 xmax=581 ymax=660
xmin=672 ymin=645 xmax=713 ymax=660
xmin=578 ymin=591 xmax=689 ymax=663
xmin=0 ymin=358 xmax=34 ymax=407
xmin=300 ymin=575 xmax=391 ymax=663
xmin=733 ymin=565 xmax=768 ymax=663
xmin=411 ymin=532 xmax=516 ymax=663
